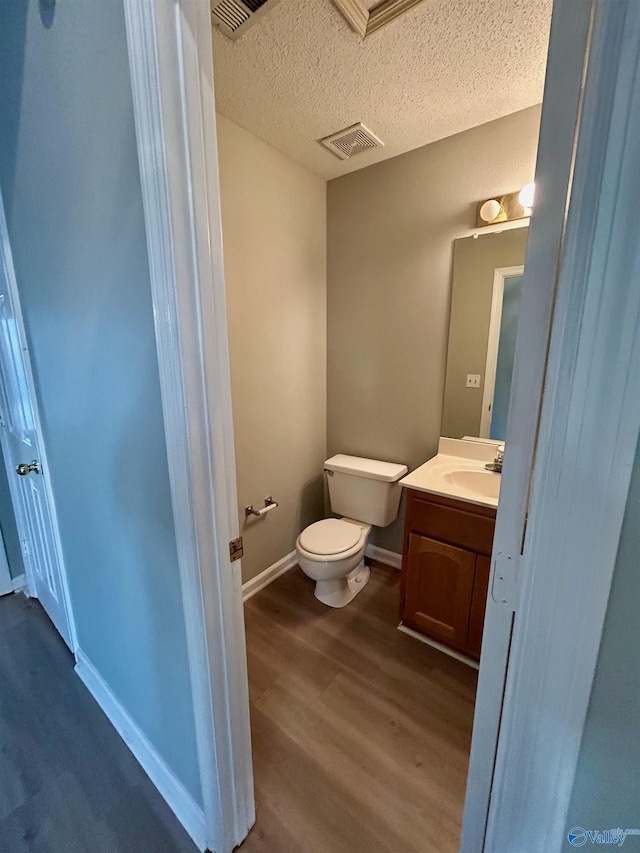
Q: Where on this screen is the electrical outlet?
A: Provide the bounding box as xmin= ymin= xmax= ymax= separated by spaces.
xmin=466 ymin=374 xmax=481 ymax=388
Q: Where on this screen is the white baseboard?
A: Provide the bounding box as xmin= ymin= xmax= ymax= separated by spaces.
xmin=397 ymin=624 xmax=479 ymax=670
xmin=365 ymin=544 xmax=402 ymax=570
xmin=242 ymin=550 xmax=297 ymax=601
xmin=11 ymin=573 xmax=26 ymax=592
xmin=240 ymin=545 xmax=401 ymax=603
xmin=74 ymin=649 xmax=207 ymax=851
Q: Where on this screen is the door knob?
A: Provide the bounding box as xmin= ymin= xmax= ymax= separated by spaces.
xmin=16 ymin=460 xmax=40 ymax=476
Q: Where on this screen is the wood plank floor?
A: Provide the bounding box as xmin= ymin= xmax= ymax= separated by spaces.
xmin=0 ymin=593 xmax=198 ymax=853
xmin=239 ymin=561 xmax=478 ymax=853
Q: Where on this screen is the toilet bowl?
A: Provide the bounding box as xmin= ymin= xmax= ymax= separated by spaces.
xmin=295 ymin=454 xmax=408 ymax=608
xmin=295 ymin=518 xmax=372 ymax=608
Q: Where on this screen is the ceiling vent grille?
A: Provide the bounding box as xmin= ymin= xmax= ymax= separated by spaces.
xmin=320 ymin=123 xmax=385 ymax=160
xmin=211 ymin=0 xmax=282 ymax=40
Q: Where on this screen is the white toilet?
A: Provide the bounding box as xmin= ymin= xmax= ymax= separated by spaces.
xmin=296 ymin=454 xmax=408 ymax=608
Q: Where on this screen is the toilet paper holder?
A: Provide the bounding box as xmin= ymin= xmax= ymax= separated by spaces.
xmin=245 ymin=496 xmax=279 ymax=518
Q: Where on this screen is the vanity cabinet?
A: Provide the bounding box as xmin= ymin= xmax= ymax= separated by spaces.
xmin=400 ymin=489 xmax=496 ymax=660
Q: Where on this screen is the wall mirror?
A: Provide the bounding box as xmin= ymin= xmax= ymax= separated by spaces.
xmin=441 ymin=227 xmax=529 ymax=440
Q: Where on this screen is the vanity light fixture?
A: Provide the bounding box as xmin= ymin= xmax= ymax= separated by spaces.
xmin=476 ymin=183 xmax=535 ymax=228
xmin=518 ymin=182 xmax=536 ymax=216
xmin=479 ymin=199 xmax=505 ymax=224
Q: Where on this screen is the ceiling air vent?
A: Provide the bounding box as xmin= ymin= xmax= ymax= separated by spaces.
xmin=320 ymin=123 xmax=385 ymax=161
xmin=211 ymin=0 xmax=283 ymax=41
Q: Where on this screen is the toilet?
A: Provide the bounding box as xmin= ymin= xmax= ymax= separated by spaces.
xmin=296 ymin=454 xmax=408 ymax=608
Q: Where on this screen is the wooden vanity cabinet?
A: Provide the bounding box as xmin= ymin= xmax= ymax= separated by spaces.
xmin=399 ymin=489 xmax=496 ymax=660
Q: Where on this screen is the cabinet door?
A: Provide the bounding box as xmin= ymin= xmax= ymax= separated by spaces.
xmin=403 ymin=534 xmax=476 ymax=649
xmin=467 ymin=554 xmax=491 ymax=658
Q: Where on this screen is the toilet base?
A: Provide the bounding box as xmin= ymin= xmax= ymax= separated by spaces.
xmin=313 ymin=559 xmax=370 ymax=608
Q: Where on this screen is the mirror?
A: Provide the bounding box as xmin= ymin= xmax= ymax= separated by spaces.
xmin=441 ymin=227 xmax=529 ymax=440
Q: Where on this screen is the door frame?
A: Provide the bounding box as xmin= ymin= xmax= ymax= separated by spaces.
xmin=0 ymin=192 xmax=77 ymax=647
xmin=122 ymin=2 xmax=254 ymax=851
xmin=479 ymin=265 xmax=525 ymax=438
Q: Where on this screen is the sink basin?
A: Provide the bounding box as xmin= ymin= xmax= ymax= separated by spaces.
xmin=399 ymin=438 xmax=503 ymax=508
xmin=443 ymin=469 xmax=501 ymax=501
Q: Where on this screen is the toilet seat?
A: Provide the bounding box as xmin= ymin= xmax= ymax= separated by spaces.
xmin=295 ymin=517 xmax=372 ymax=608
xmin=298 ymin=518 xmax=364 ymax=556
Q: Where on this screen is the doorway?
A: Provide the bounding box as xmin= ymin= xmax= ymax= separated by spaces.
xmin=203 ymin=0 xmax=622 ymax=849
xmin=208 ymin=1 xmax=552 ymax=850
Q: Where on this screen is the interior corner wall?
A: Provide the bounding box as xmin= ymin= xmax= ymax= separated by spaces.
xmin=327 ymin=105 xmax=542 ymax=554
xmin=216 ymin=115 xmax=327 ymax=585
xmin=0 ymin=0 xmax=201 ymax=807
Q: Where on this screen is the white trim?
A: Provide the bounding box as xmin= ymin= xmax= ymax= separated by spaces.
xmin=397 ymin=624 xmax=479 ymax=670
xmin=485 ymin=3 xmax=640 ymax=849
xmin=11 ymin=573 xmax=26 ymax=593
xmin=461 ymin=0 xmax=596 ymax=848
xmin=332 ymin=0 xmax=429 ymax=39
xmin=122 ymin=3 xmax=254 ymax=851
xmin=240 ymin=544 xmax=403 ymax=604
xmin=331 ymin=0 xmax=368 ymax=37
xmin=479 ymin=265 xmax=524 ymax=438
xmin=366 ymin=0 xmax=432 ymax=36
xmin=74 ymin=650 xmax=207 ymax=852
xmin=456 ymin=217 xmax=530 ymax=241
xmin=365 ymin=543 xmax=402 ymax=570
xmin=242 ymin=551 xmax=297 ymax=602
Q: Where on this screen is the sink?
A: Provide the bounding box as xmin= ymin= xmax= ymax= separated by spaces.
xmin=399 ymin=437 xmax=503 ymax=508
xmin=443 ymin=469 xmax=501 ymax=501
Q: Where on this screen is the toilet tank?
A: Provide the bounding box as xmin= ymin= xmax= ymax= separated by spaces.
xmin=324 ymin=454 xmax=408 ymax=527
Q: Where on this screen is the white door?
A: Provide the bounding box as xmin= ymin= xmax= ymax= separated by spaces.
xmin=0 ymin=198 xmax=74 ymax=648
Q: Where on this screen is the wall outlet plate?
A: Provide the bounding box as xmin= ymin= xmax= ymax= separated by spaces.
xmin=466 ymin=374 xmax=481 ymax=388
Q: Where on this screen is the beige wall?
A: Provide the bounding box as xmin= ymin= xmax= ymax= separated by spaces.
xmin=327 ymin=106 xmax=541 ymax=553
xmin=217 ymin=115 xmax=327 ymax=583
xmin=442 ymin=228 xmax=529 ymax=439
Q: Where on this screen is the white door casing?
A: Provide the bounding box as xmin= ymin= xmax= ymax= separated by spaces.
xmin=0 ymin=192 xmax=76 ymax=648
xmin=123 ymin=2 xmax=254 ymax=851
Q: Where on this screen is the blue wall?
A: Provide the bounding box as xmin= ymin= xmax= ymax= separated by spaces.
xmin=0 ymin=0 xmax=202 ymax=805
xmin=0 ymin=444 xmax=25 ymax=580
xmin=562 ymin=437 xmax=640 ymax=849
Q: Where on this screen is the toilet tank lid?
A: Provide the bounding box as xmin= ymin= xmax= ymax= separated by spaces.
xmin=324 ymin=454 xmax=408 ymax=482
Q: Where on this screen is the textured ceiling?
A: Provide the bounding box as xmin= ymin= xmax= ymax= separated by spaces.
xmin=212 ymin=0 xmax=552 ymax=180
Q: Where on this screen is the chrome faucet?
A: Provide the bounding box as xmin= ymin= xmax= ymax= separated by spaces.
xmin=485 ymin=444 xmax=505 ymax=473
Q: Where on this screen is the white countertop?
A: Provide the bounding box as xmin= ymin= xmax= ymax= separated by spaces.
xmin=400 ymin=437 xmax=501 ymax=509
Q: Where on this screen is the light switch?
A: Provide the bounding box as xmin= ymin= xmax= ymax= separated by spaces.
xmin=466 ymin=374 xmax=481 ymax=388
